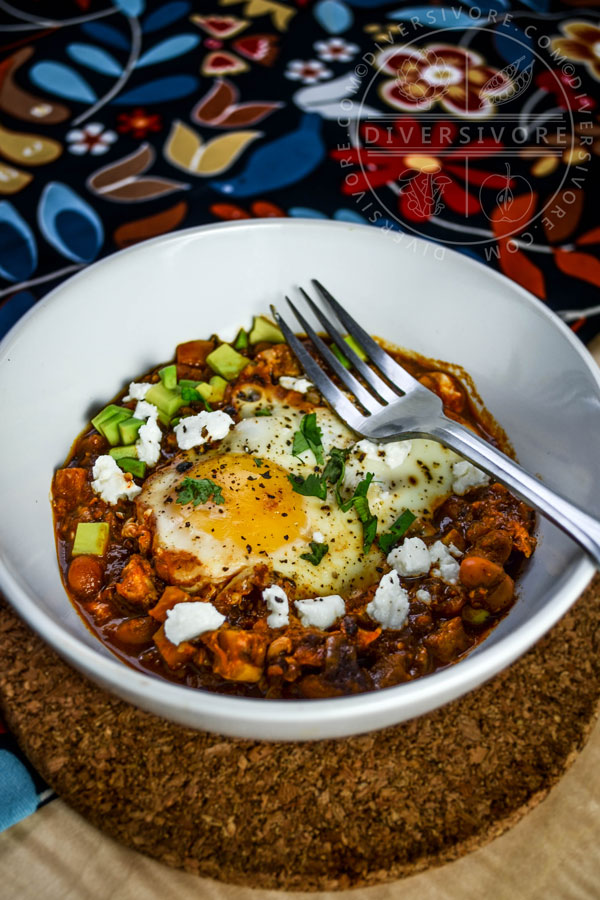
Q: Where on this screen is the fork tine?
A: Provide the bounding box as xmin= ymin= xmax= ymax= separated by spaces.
xmin=270 ymin=305 xmax=363 ymax=428
xmin=312 ymin=279 xmax=423 ymax=394
xmin=285 ymin=297 xmax=384 ymax=415
xmin=298 ymin=287 xmax=400 ymax=404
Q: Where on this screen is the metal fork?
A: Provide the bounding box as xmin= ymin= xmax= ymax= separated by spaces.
xmin=271 ymin=279 xmax=600 ymax=567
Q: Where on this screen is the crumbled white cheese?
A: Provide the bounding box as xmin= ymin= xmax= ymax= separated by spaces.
xmin=416 ymin=589 xmax=432 ymax=603
xmin=91 ymin=454 xmax=142 ymax=505
xmin=174 ymin=410 xmax=234 ymax=450
xmin=353 ymin=438 xmax=412 ymax=469
xmin=164 ymin=601 xmax=225 ymax=645
xmin=429 ymin=540 xmax=462 ymax=584
xmin=295 ymin=595 xmax=345 ymax=629
xmin=366 ymin=570 xmax=409 ymax=629
xmin=387 ymin=537 xmax=431 ymax=577
xmin=134 ymin=399 xmax=159 ymax=421
xmin=123 ymin=381 xmax=151 ymax=402
xmin=312 ymin=531 xmax=325 ymax=544
xmin=263 ymin=585 xmax=289 ymax=628
xmin=279 ymin=376 xmax=314 ymax=393
xmin=452 ymin=460 xmax=489 ymax=495
xmin=137 ymin=414 xmax=162 ymax=466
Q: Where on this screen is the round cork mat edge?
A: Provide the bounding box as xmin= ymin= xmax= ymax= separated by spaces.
xmin=1 ymin=576 xmax=600 ymax=892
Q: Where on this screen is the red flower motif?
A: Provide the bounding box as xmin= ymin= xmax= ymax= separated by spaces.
xmin=331 ymin=118 xmax=512 ymax=223
xmin=535 ymin=70 xmax=596 ymax=111
xmin=376 ymin=45 xmax=513 ymax=119
xmin=116 ymin=108 xmax=162 ymax=139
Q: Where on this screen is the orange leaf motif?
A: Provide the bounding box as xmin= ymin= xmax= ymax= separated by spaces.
xmin=113 ymin=202 xmax=188 ymax=249
xmin=554 ymin=249 xmax=600 ymax=288
xmin=498 ymin=238 xmax=546 ymax=298
xmin=490 ymin=192 xmax=537 ymax=240
xmin=576 ymin=226 xmax=600 ymax=246
xmin=210 ymin=203 xmax=252 ymax=220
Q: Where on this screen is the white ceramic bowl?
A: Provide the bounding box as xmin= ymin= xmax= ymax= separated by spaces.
xmin=0 ymin=219 xmax=598 ymax=741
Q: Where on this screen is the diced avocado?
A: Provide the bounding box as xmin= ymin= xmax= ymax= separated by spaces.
xmin=109 ymin=445 xmax=139 ymax=461
xmin=157 ymin=408 xmax=171 ymax=427
xmin=208 ymin=375 xmax=227 ymax=401
xmin=159 ymin=364 xmax=177 ymax=390
xmin=145 ymin=382 xmax=184 ymax=417
xmin=206 ymin=343 xmax=249 ymax=381
xmin=72 ymin=522 xmax=109 ymax=557
xmin=171 ymin=417 xmax=181 ymax=427
xmin=234 ymin=328 xmax=249 ymax=350
xmin=117 ymin=458 xmax=147 ymax=479
xmin=331 ymin=344 xmax=351 ymax=369
xmin=194 ymin=375 xmax=227 ymax=404
xmin=92 ymin=405 xmax=132 ymax=439
xmin=462 ymin=606 xmax=490 ymax=626
xmin=248 ymin=315 xmax=284 ymax=345
xmin=99 ymin=408 xmax=134 ymax=446
xmin=118 ymin=417 xmax=144 ymax=445
xmin=344 ymin=334 xmax=367 ymax=360
xmin=331 ymin=335 xmax=368 ymax=369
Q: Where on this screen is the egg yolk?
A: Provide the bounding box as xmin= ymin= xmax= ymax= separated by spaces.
xmin=182 ymin=453 xmax=307 ymax=554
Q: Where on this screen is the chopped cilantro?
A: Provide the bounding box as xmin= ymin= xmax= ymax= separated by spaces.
xmin=287 ymin=473 xmax=327 ymax=500
xmin=323 ymin=447 xmax=349 ymax=506
xmin=176 ymin=477 xmax=224 ymax=506
xmin=337 ymin=472 xmax=378 ymax=552
xmin=255 ymin=408 xmax=272 ymax=417
xmin=253 ymin=457 xmax=264 ymax=467
xmin=180 ymin=385 xmax=212 ymax=411
xmin=292 ymin=412 xmax=324 ymax=465
xmin=300 ymin=541 xmax=329 ymax=566
xmin=378 ymin=509 xmax=416 ymax=554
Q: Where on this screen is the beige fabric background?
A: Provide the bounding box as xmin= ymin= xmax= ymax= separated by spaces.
xmin=1 ymin=342 xmax=599 ymax=899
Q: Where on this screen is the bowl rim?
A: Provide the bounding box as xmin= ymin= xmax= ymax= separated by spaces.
xmin=0 ymin=217 xmax=597 ymax=736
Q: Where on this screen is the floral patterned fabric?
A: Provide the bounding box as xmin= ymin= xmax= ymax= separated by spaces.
xmin=0 ymin=0 xmax=599 ymax=828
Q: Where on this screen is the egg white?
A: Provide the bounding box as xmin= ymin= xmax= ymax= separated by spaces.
xmin=137 ymin=390 xmax=464 ymax=598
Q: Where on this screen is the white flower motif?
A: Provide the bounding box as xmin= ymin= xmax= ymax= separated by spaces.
xmin=314 ymin=38 xmax=360 ymax=63
xmin=285 ymin=59 xmax=332 ymax=85
xmin=66 ymin=122 xmax=118 ymax=156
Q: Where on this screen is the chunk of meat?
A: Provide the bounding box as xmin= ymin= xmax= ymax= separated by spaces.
xmin=298 ymin=634 xmax=372 ymax=697
xmin=247 ymin=343 xmax=301 ymax=381
xmin=470 ymin=528 xmax=513 ymax=564
xmin=149 ymin=585 xmax=191 ymax=622
xmin=201 ymin=627 xmax=268 ymax=683
xmin=54 ymin=467 xmax=88 ymax=501
xmin=115 ymin=555 xmax=157 ymax=608
xmin=154 ymin=623 xmax=196 ymax=669
xmin=425 ymin=617 xmax=472 ymax=664
xmin=176 ymin=339 xmax=215 ymax=368
xmin=368 ymin=650 xmax=412 ymax=690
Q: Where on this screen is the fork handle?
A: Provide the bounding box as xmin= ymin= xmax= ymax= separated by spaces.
xmin=430 ymin=416 xmax=600 ymax=568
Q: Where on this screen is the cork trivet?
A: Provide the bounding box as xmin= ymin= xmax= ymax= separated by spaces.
xmin=1 ymin=577 xmax=600 ymax=892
